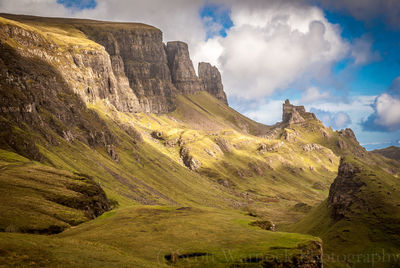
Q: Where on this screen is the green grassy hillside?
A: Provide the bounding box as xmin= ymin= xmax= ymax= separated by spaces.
xmin=0 ymin=13 xmax=399 ymax=267
xmin=285 ymin=157 xmax=400 ymax=267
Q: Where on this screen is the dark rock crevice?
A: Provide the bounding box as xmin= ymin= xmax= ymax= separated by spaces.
xmin=327 ymin=158 xmax=366 ymax=220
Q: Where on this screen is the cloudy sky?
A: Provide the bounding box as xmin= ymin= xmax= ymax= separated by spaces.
xmin=1 ymin=0 xmax=400 ymax=150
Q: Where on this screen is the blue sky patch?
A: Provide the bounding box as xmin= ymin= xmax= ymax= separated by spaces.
xmin=57 ymin=0 xmax=97 ymax=10
xmin=200 ymin=3 xmax=233 ymax=39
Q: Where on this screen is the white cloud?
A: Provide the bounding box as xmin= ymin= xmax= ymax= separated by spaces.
xmin=350 ymin=34 xmax=381 ymax=65
xmin=362 ymin=76 xmax=400 ymax=132
xmin=300 ymin=86 xmax=331 ymax=103
xmin=374 ymin=93 xmax=400 ymax=130
xmin=0 ymin=0 xmax=208 ymax=51
xmin=310 ymin=108 xmax=351 ymax=129
xmin=308 ymin=95 xmax=375 ymax=117
xmin=0 ymin=0 xmax=73 ymax=17
xmin=196 ymin=0 xmax=349 ymax=99
xmin=333 ymin=112 xmax=351 ymax=128
xmin=241 ymin=99 xmax=284 ymax=125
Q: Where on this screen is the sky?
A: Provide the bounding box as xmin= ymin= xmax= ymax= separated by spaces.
xmin=1 ymin=0 xmax=399 ymax=150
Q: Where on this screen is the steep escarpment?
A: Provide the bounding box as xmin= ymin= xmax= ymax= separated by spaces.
xmin=0 ymin=13 xmax=229 ymax=115
xmin=166 ymin=41 xmax=203 ymax=94
xmin=78 ymin=23 xmax=177 ymax=113
xmin=0 ymin=35 xmax=117 ymax=161
xmin=80 ymin=24 xmax=230 ymax=112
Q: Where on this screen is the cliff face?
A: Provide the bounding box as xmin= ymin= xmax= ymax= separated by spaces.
xmin=327 ymin=158 xmax=364 ymax=220
xmin=0 ymin=21 xmax=120 ymax=160
xmin=79 ymin=25 xmax=177 ymax=113
xmin=79 ymin=27 xmax=228 ymax=113
xmin=166 ymin=41 xmax=203 ymax=94
xmin=198 ymin=62 xmax=228 ymax=105
xmin=1 ymin=14 xmax=228 ymax=116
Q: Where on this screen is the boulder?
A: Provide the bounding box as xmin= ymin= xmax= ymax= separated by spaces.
xmin=249 ymin=220 xmax=275 ymax=231
xmin=302 ymin=143 xmax=323 ymax=152
xmin=180 ymin=147 xmax=201 ymax=171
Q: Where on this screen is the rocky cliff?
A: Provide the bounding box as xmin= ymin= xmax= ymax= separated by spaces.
xmin=198 ymin=62 xmax=228 ymax=104
xmin=78 ymin=23 xmax=177 ymax=113
xmin=166 ymin=41 xmax=203 ymax=95
xmin=327 ymin=158 xmax=364 ymax=220
xmin=80 ymin=25 xmax=228 ymax=113
xmin=0 ymin=14 xmax=231 ymax=160
xmin=0 ymin=14 xmax=228 ymax=116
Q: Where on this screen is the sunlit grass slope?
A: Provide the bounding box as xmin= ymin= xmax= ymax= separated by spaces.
xmin=0 ymin=149 xmax=112 ymax=234
xmin=0 ymin=206 xmax=320 ymax=267
xmin=285 ymin=156 xmax=400 ymax=268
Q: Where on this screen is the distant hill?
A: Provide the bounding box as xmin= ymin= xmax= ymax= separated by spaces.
xmin=372 ymin=146 xmax=400 ymax=161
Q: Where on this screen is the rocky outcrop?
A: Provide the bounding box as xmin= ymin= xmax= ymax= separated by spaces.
xmin=214 ymin=137 xmax=233 ymax=153
xmin=258 ymin=142 xmax=283 ymax=152
xmin=282 ymin=99 xmax=317 ymax=124
xmin=59 ymin=173 xmax=112 ymax=220
xmin=282 ymin=128 xmax=298 ymax=141
xmin=302 ymin=143 xmax=323 ymax=152
xmin=338 ymin=128 xmax=357 ymax=140
xmin=106 ymin=144 xmax=119 ymax=162
xmin=198 ymin=62 xmax=228 ymax=104
xmin=180 ymin=147 xmax=201 ymax=171
xmin=328 ymin=158 xmax=365 ymax=220
xmin=282 ymin=99 xmax=306 ymax=124
xmin=166 ymin=41 xmax=203 ymax=94
xmin=336 ymin=128 xmax=366 ymax=156
xmin=249 ymin=220 xmax=275 ymax=231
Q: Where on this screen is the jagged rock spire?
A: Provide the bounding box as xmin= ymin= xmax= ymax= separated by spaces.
xmin=198 ymin=62 xmax=228 ymax=105
xmin=166 ymin=41 xmax=203 ymax=94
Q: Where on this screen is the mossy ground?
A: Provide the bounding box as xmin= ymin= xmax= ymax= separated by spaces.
xmin=0 ymin=206 xmax=319 ymax=267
